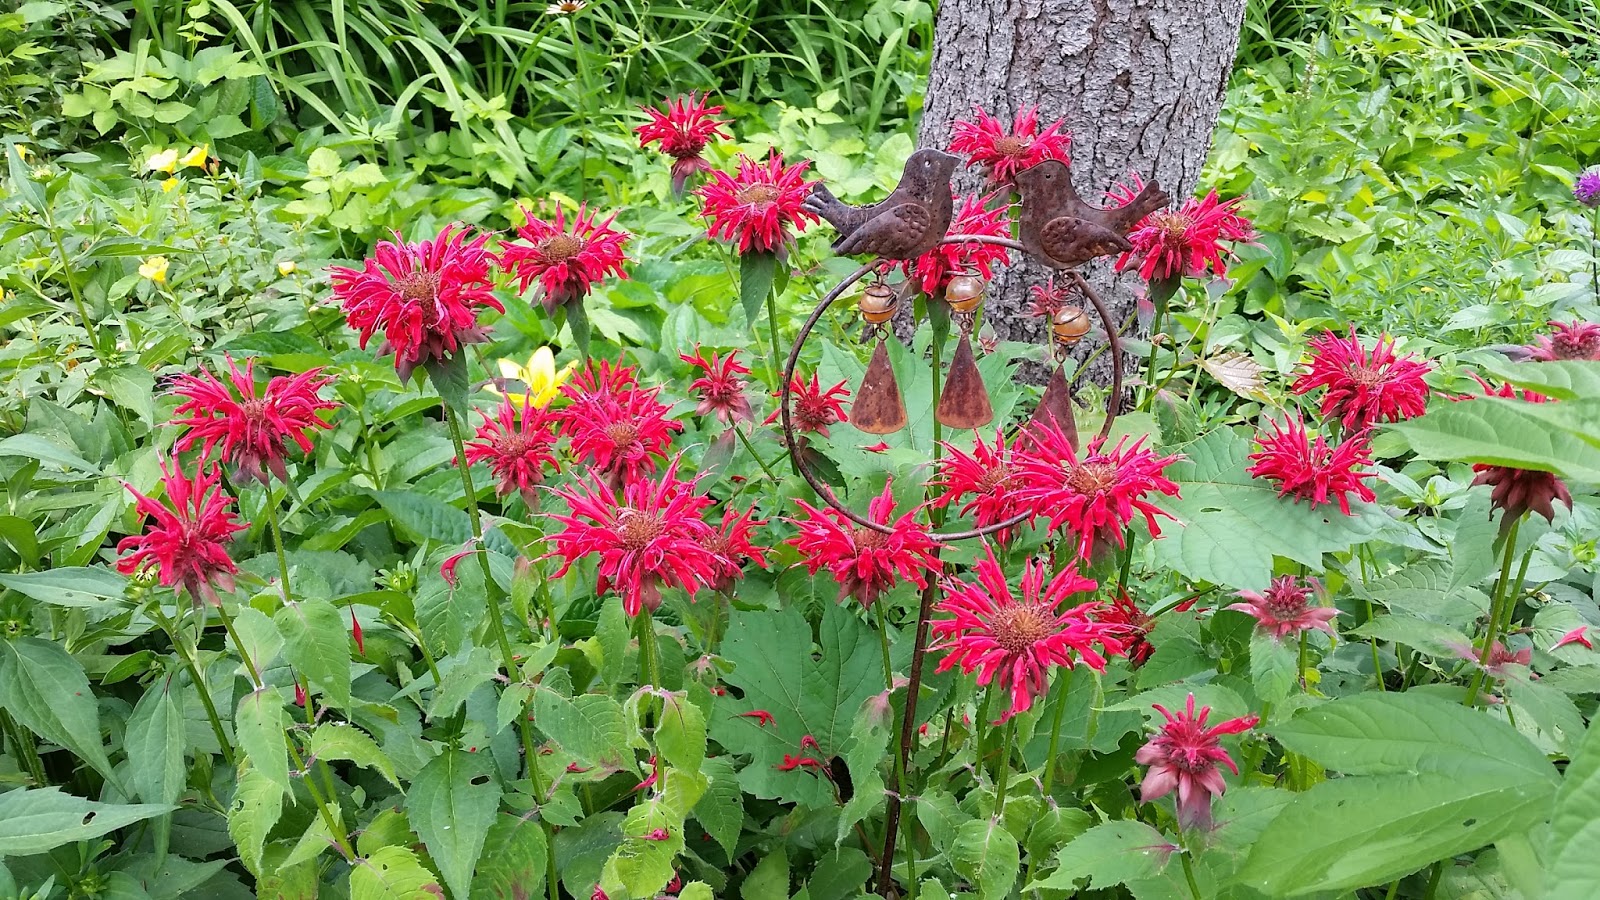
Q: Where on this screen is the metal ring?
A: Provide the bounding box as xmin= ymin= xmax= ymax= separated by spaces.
xmin=779 ymin=234 xmax=1124 ymax=541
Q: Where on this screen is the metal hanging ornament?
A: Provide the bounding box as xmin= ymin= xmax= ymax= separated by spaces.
xmin=850 ymin=278 xmax=909 ymax=435
xmin=934 ymin=268 xmax=994 ymax=430
xmin=1031 ymin=301 xmax=1093 ymax=450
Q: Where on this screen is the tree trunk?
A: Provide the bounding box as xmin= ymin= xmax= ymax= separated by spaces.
xmin=919 ymin=0 xmax=1247 ymax=383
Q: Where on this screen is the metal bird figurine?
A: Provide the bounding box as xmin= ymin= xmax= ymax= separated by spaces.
xmin=1015 ymin=159 xmax=1170 ymax=270
xmin=803 ymin=148 xmax=960 ymax=258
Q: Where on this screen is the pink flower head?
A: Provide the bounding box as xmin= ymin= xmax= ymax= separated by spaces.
xmin=1482 ymin=642 xmax=1533 ymax=680
xmin=1291 ymin=327 xmax=1432 ymax=432
xmin=788 ymin=480 xmax=940 ymax=607
xmin=1136 ymin=693 xmax=1258 ymax=831
xmin=697 ymin=149 xmax=816 ymax=255
xmin=1014 ymin=422 xmax=1181 ymax=557
xmin=560 ymin=383 xmax=683 ymax=487
xmin=767 ymin=372 xmax=851 ymax=437
xmin=565 ymin=357 xmax=639 ymax=398
xmin=329 ymin=224 xmax=503 ymax=381
xmin=950 ymin=104 xmax=1071 ymax=186
xmin=1094 ymin=592 xmax=1155 ymax=667
xmin=1226 ymin=574 xmax=1338 ymax=641
xmin=933 ymin=547 xmax=1119 ymax=723
xmin=1027 ymin=278 xmax=1069 ymax=319
xmin=1528 ymin=320 xmax=1600 ymax=362
xmin=1554 ymin=626 xmax=1592 ymax=651
xmin=900 ymin=192 xmax=1012 ymax=295
xmin=116 ymin=455 xmax=247 ymax=606
xmin=934 ymin=428 xmax=1027 ymax=543
xmin=701 ymin=504 xmax=768 ymax=592
xmin=168 ymin=356 xmax=336 ymax=484
xmin=1246 ymin=414 xmax=1377 ymax=515
xmin=682 ymin=347 xmax=753 ymax=424
xmin=463 ymin=399 xmax=560 ymax=504
xmin=545 ymin=460 xmax=720 ymax=616
xmin=636 ymin=92 xmax=731 ymax=194
xmin=1110 ymin=178 xmax=1255 ymax=283
xmin=1454 ymin=378 xmax=1572 ymax=523
xmin=498 ymin=203 xmax=629 ymax=315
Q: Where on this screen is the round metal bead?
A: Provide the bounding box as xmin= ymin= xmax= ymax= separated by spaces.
xmin=944 ymin=274 xmax=986 ymax=312
xmin=859 ymin=282 xmax=898 ymax=324
xmin=1052 ymin=304 xmax=1091 ymax=344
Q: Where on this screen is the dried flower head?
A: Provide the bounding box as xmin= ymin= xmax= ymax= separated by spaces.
xmin=788 ymin=480 xmax=940 ymax=607
xmin=950 ymin=104 xmax=1071 ymax=186
xmin=1291 ymin=327 xmax=1431 ymax=432
xmin=1136 ymin=694 xmax=1258 ymax=831
xmin=498 ymin=204 xmax=629 ymax=315
xmin=698 ymin=150 xmax=817 ymax=255
xmin=1094 ymin=592 xmax=1155 ymax=667
xmin=169 ymin=356 xmax=336 ymax=484
xmin=116 ymin=455 xmax=247 ymax=606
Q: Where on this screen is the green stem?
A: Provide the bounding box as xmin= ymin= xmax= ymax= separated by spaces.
xmin=1423 ymin=860 xmax=1445 ymax=900
xmin=733 ymin=425 xmax=779 ymax=483
xmin=1385 ymin=878 xmax=1400 ymax=900
xmin=929 ymin=323 xmax=944 ymax=462
xmin=872 ymin=603 xmax=916 ymax=896
xmin=1367 ymin=598 xmax=1384 ymax=691
xmin=1 ymin=708 xmax=48 ymax=786
xmin=1179 ymin=846 xmax=1204 ymax=900
xmin=264 ymin=495 xmax=293 ymax=602
xmin=1022 ymin=673 xmax=1072 ymax=894
xmin=1465 ymin=516 xmax=1524 ymax=707
xmin=146 ymin=600 xmax=234 ymax=768
xmin=1139 ymin=308 xmax=1165 ymax=412
xmin=1298 ymin=629 xmax=1309 ymax=692
xmin=42 ymin=211 xmax=107 ymax=367
xmin=992 ymin=718 xmax=1017 ymax=817
xmin=636 ymin=606 xmax=663 ymax=691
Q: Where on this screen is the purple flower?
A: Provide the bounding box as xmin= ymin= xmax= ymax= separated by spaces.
xmin=1574 ymin=168 xmax=1600 ymax=207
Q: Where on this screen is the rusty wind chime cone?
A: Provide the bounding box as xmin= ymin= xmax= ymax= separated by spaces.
xmin=850 ymin=279 xmax=910 ymax=435
xmin=1031 ymin=300 xmax=1093 ymax=451
xmin=935 ymin=268 xmax=994 ymax=430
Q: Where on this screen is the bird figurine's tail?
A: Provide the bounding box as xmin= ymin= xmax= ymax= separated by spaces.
xmin=1110 ymin=179 xmax=1171 ymax=232
xmin=802 ymin=184 xmax=872 ymax=247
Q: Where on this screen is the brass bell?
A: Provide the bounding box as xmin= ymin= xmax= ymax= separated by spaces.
xmin=859 ymin=282 xmax=897 ymax=324
xmin=1052 ymin=304 xmax=1091 ymax=345
xmin=945 ymin=274 xmax=986 ymax=313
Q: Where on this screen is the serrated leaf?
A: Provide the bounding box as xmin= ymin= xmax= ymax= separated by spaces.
xmin=1547 ymin=718 xmax=1600 ymax=900
xmin=1387 ymin=397 xmax=1600 ymax=482
xmin=236 ymin=689 xmax=290 ymax=790
xmin=350 ymin=846 xmax=444 ymax=900
xmin=368 ymin=490 xmax=472 ymax=545
xmin=1356 ymin=557 xmax=1487 ymax=627
xmin=407 ymin=749 xmax=501 ymax=900
xmin=1479 ymin=359 xmax=1600 ymax=402
xmin=655 ymin=691 xmax=706 ymax=772
xmin=693 ymin=756 xmax=743 ymax=858
xmin=741 ymin=847 xmax=789 ymax=900
xmin=951 ymin=819 xmax=1019 ymax=900
xmin=1199 ymin=351 xmax=1269 ymax=401
xmin=309 ymin=724 xmax=400 ymax=788
xmin=125 ymin=677 xmax=185 ymax=806
xmin=470 ymin=814 xmax=547 ymax=900
xmin=428 ymin=355 xmax=471 ymax=419
xmin=1025 ymin=820 xmax=1173 ymax=892
xmin=1249 ymin=632 xmax=1298 ymax=705
xmin=0 ymin=567 xmax=126 ymax=607
xmin=429 ymin=646 xmax=497 ymax=721
xmin=0 ymin=637 xmax=119 ymax=787
xmin=275 ymin=599 xmax=352 ymax=708
xmin=531 ymin=688 xmax=630 ymax=768
xmin=604 ymin=799 xmax=683 ymax=898
xmin=228 ymin=768 xmax=284 ymax=875
xmin=0 ymin=788 xmax=172 ymax=856
xmin=281 ymin=813 xmax=334 ymax=870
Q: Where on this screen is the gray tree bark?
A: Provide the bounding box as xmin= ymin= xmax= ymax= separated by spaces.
xmin=919 ymin=0 xmax=1247 ymax=382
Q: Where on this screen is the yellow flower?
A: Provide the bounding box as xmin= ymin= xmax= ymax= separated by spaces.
xmin=146 ymin=148 xmax=179 ymax=174
xmin=488 ymin=346 xmax=574 ymax=408
xmin=161 ymin=177 xmax=180 ymax=192
xmin=179 ymin=145 xmax=209 ymax=169
xmin=278 ymin=260 xmax=297 ymax=276
xmin=139 ymin=256 xmax=169 ymax=284
xmin=15 ymin=145 xmax=30 ymax=162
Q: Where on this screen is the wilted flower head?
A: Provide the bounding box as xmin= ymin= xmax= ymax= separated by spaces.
xmin=788 ymin=480 xmax=940 ymax=607
xmin=1528 ymin=320 xmax=1600 ymax=362
xmin=682 ymin=347 xmax=753 ymax=424
xmin=1014 ymin=422 xmax=1182 ymax=557
xmin=767 ymin=372 xmax=851 ymax=437
xmin=116 ymin=455 xmax=247 ymax=606
xmin=934 ymin=428 xmax=1027 ymax=543
xmin=329 ymin=224 xmax=502 ymax=381
xmin=900 ymin=192 xmax=1012 ymax=295
xmin=950 ymin=104 xmax=1071 ymax=186
xmin=1454 ymin=378 xmax=1573 ymax=524
xmin=1136 ymin=694 xmax=1258 ymax=831
xmin=698 ymin=149 xmax=816 ymax=255
xmin=546 ymin=460 xmax=720 ymax=616
xmin=1093 ymin=592 xmax=1155 ymax=667
xmin=636 ymin=92 xmax=731 ymax=194
xmin=464 ymin=399 xmax=560 ymax=505
xmin=169 ymin=356 xmax=337 ymax=484
xmin=498 ymin=203 xmax=629 ymax=315
xmin=701 ymin=504 xmax=768 ymax=593
xmin=1291 ymin=327 xmax=1431 ymax=432
xmin=933 ymin=547 xmax=1119 ymax=722
xmin=1246 ymin=414 xmax=1376 ymax=515
xmin=1227 ymin=575 xmax=1337 ymax=641
xmin=1574 ymin=168 xmax=1600 ymax=207
xmin=1110 ymin=176 xmax=1255 ymax=283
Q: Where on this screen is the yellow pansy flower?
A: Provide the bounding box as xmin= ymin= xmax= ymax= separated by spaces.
xmin=146 ymin=149 xmax=179 ymax=174
xmin=161 ymin=177 xmax=180 ymax=192
xmin=139 ymin=256 xmax=169 ymax=284
xmin=179 ymin=145 xmax=209 ymax=169
xmin=278 ymin=260 xmax=297 ymax=276
xmin=488 ymin=346 xmax=574 ymax=408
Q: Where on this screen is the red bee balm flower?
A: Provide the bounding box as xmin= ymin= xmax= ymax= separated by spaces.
xmin=546 ymin=461 xmax=720 ymax=616
xmin=1111 ymin=179 xmax=1255 ymax=283
xmin=1227 ymin=575 xmax=1337 ymax=641
xmin=901 ymin=193 xmax=1012 ymax=295
xmin=498 ymin=204 xmax=629 ymax=315
xmin=1246 ymin=414 xmax=1376 ymax=515
xmin=933 ymin=547 xmax=1121 ymax=723
xmin=698 ymin=150 xmax=817 ymax=254
xmin=950 ymin=104 xmax=1071 ymax=186
xmin=463 ymin=399 xmax=560 ymax=504
xmin=1026 ymin=278 xmax=1069 ymax=319
xmin=683 ymin=347 xmax=753 ymax=424
xmin=767 ymin=372 xmax=851 ymax=437
xmin=1094 ymin=592 xmax=1155 ymax=667
xmin=560 ymin=383 xmax=683 ymax=487
xmin=1014 ymin=423 xmax=1181 ymax=557
xmin=1291 ymin=327 xmax=1431 ymax=432
xmin=701 ymin=504 xmax=768 ymax=592
xmin=169 ymin=356 xmax=336 ymax=484
xmin=1136 ymin=693 xmax=1258 ymax=831
xmin=329 ymin=224 xmax=502 ymax=381
xmin=636 ymin=92 xmax=731 ymax=194
xmin=788 ymin=480 xmax=940 ymax=607
xmin=1528 ymin=320 xmax=1600 ymax=362
xmin=934 ymin=428 xmax=1027 ymax=543
xmin=117 ymin=456 xmax=247 ymax=606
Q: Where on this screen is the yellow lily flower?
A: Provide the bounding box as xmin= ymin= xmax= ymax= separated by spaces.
xmin=179 ymin=145 xmax=209 ymax=169
xmin=488 ymin=346 xmax=574 ymax=408
xmin=139 ymin=256 xmax=169 ymax=284
xmin=145 ymin=148 xmax=179 ymax=174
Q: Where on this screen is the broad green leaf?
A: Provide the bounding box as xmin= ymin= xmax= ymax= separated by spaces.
xmin=1249 ymin=632 xmax=1298 ymax=705
xmin=0 ymin=433 xmax=97 ymax=473
xmin=0 ymin=788 xmax=171 ymax=856
xmin=349 ymin=846 xmax=444 ymax=900
xmin=280 ymin=813 xmax=334 ymax=870
xmin=1546 ymin=718 xmax=1600 ymax=899
xmin=309 ymin=724 xmax=400 ymax=788
xmin=1154 ymin=429 xmax=1386 ymax=590
xmin=125 ymin=677 xmax=185 ymax=806
xmin=951 ymin=819 xmax=1019 ymax=900
xmin=0 ymin=637 xmax=119 ymax=787
xmin=693 ymin=756 xmax=743 ymax=858
xmin=227 ymin=768 xmax=284 ymax=875
xmin=428 ymin=646 xmax=497 ymax=721
xmin=593 ymin=599 xmax=629 ymax=688
xmin=368 ymin=489 xmax=472 ymax=545
xmin=655 ymin=691 xmax=706 ymax=772
xmin=1387 ymin=397 xmax=1600 ymax=481
xmin=739 ymin=251 xmax=778 ymax=329
xmin=1350 ymin=616 xmax=1472 ymax=660
xmin=1479 ymin=358 xmax=1600 ymax=402
xmin=1356 ymin=557 xmax=1487 ymax=627
xmin=428 ymin=355 xmax=471 ymax=420
xmin=532 ymin=688 xmax=631 ymax=768
xmin=407 ymin=749 xmax=501 ymax=900
xmin=275 ymin=599 xmax=352 ymax=708
xmin=741 ymin=847 xmax=790 ymax=900
xmin=1025 ymin=806 xmax=1094 ymax=863
xmin=236 ymin=689 xmax=290 ymax=791
xmin=1026 ymin=820 xmax=1174 ymax=892
xmin=0 ymin=567 xmax=126 ymax=608
xmin=806 ymin=847 xmax=873 ymax=900
xmin=470 ymin=814 xmax=547 ymax=900
xmin=678 ymin=884 xmax=713 ymax=900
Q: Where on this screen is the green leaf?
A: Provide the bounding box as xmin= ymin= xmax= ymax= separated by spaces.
xmin=407 ymin=749 xmax=501 ymax=900
xmin=0 ymin=567 xmax=126 ymax=608
xmin=1354 ymin=557 xmax=1487 ymax=627
xmin=470 ymin=814 xmax=547 ymax=900
xmin=350 ymin=846 xmax=445 ymax=900
xmin=227 ymin=768 xmax=284 ymax=876
xmin=951 ymin=819 xmax=1019 ymax=900
xmin=0 ymin=637 xmax=119 ymax=787
xmin=693 ymin=756 xmax=743 ymax=858
xmin=428 ymin=355 xmax=471 ymax=420
xmin=1250 ymin=632 xmax=1299 ymax=705
xmin=125 ymin=678 xmax=185 ymax=806
xmin=236 ymin=689 xmax=290 ymax=791
xmin=739 ymin=251 xmax=778 ymax=329
xmin=0 ymin=433 xmax=98 ymax=473
xmin=740 ymin=847 xmax=790 ymax=900
xmin=1026 ymin=820 xmax=1173 ymax=892
xmin=428 ymin=646 xmax=497 ymax=721
xmin=1479 ymin=359 xmax=1600 ymax=402
xmin=1154 ymin=429 xmax=1386 ymax=590
xmin=1387 ymin=397 xmax=1600 ymax=481
xmin=0 ymin=788 xmax=171 ymax=856
xmin=1545 ymin=718 xmax=1600 ymax=899
xmin=368 ymin=490 xmax=472 ymax=545
xmin=309 ymin=724 xmax=400 ymax=788
xmin=565 ymin=302 xmax=592 ymax=362
xmin=275 ymin=599 xmax=352 ymax=708
xmin=655 ymin=691 xmax=706 ymax=772
xmin=532 ymin=687 xmax=631 ymax=768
